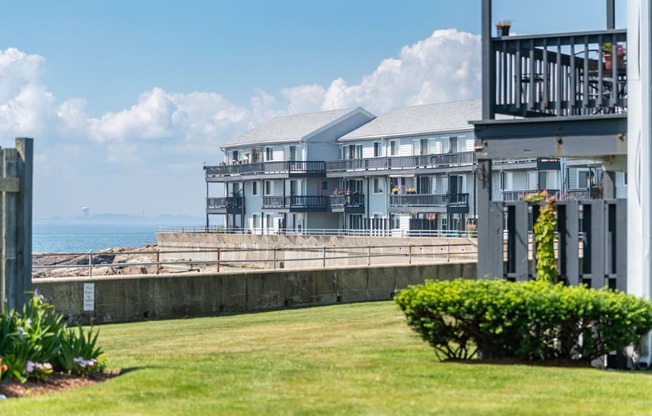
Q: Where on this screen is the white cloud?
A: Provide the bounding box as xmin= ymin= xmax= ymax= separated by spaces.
xmin=320 ymin=29 xmax=481 ymax=113
xmin=0 ymin=28 xmax=481 ymax=218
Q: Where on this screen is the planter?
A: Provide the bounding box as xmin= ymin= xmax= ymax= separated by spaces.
xmin=496 ymin=25 xmax=510 ymax=37
xmin=603 ymin=53 xmax=625 ymax=71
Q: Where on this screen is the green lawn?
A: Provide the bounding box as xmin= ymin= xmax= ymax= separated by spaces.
xmin=2 ymin=301 xmax=652 ymax=415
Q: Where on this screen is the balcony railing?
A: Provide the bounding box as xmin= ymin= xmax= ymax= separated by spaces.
xmin=329 ymin=194 xmax=365 ymax=211
xmin=262 ymin=195 xmax=330 ymax=211
xmin=389 ymin=193 xmax=469 ymax=209
xmin=325 ymin=152 xmax=476 ymax=173
xmin=205 ymin=161 xmax=326 ymax=178
xmin=501 ymin=189 xmax=560 ymax=202
xmin=206 ymin=197 xmax=243 ymax=211
xmin=492 ymin=29 xmax=627 ymax=118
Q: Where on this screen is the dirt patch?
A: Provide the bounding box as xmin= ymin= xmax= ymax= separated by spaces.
xmin=0 ymin=370 xmax=120 ymax=398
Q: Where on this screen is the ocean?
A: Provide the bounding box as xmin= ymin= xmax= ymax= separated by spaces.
xmin=33 ymin=222 xmax=181 ymax=253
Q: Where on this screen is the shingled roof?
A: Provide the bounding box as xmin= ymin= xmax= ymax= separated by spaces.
xmin=222 ymin=107 xmax=375 ymax=149
xmin=339 ymin=100 xmax=482 ymax=141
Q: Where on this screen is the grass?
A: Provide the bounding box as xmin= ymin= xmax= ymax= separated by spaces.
xmin=2 ymin=301 xmax=652 ymax=415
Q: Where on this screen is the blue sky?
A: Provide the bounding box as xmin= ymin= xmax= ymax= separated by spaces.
xmin=0 ymin=1 xmax=626 ymax=219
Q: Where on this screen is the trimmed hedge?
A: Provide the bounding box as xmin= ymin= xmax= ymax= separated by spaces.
xmin=395 ymin=279 xmax=652 ymax=362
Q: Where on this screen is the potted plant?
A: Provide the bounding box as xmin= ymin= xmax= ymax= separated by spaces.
xmin=392 ymin=187 xmax=399 ymax=195
xmin=407 ymin=187 xmax=416 ymax=194
xmin=496 ymin=20 xmax=511 ymax=37
xmin=602 ymin=42 xmax=626 ymax=70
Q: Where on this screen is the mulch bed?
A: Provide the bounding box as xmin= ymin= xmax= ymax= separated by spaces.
xmin=0 ymin=370 xmax=120 ymax=398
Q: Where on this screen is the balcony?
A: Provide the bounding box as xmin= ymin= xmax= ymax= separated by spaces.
xmin=205 ymin=161 xmax=326 ymax=181
xmin=206 ymin=197 xmax=243 ymax=214
xmin=493 ymin=30 xmax=626 ymax=118
xmin=473 ymin=27 xmax=628 ymax=162
xmin=325 ymin=152 xmax=475 ymax=176
xmin=330 ymin=194 xmax=365 ymax=213
xmin=262 ymin=195 xmax=330 ymax=212
xmin=501 ymin=189 xmax=560 ymax=202
xmin=389 ymin=193 xmax=469 ymax=214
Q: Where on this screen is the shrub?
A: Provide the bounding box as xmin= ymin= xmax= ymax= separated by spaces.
xmin=395 ymin=279 xmax=652 ymax=362
xmin=0 ymin=291 xmax=105 ymax=382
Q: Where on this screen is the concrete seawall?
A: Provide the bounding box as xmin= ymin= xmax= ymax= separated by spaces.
xmin=34 ymin=262 xmax=476 ymax=324
xmin=156 ymin=232 xmax=477 ymax=269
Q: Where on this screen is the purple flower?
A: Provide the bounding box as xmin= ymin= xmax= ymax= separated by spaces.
xmin=26 ymin=361 xmax=34 ymax=373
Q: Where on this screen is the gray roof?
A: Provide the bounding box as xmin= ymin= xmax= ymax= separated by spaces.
xmin=339 ymin=100 xmax=483 ymax=141
xmin=222 ymin=107 xmax=374 ymax=149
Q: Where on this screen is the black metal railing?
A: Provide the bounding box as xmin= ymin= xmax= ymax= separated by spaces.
xmin=493 ymin=29 xmax=627 ymax=117
xmin=205 ymin=161 xmax=326 ymax=177
xmin=325 ymin=152 xmax=476 ymax=173
xmin=262 ymin=195 xmax=330 ymax=210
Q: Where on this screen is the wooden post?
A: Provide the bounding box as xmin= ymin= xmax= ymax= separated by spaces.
xmin=1 ymin=138 xmax=33 ymax=311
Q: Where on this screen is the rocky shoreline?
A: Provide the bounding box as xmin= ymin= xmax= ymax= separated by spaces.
xmin=32 ymin=244 xmax=159 ymax=278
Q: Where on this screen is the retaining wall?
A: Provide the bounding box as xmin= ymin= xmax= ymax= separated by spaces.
xmin=34 ymin=262 xmax=477 ymax=324
xmin=156 ymin=232 xmax=477 ymax=268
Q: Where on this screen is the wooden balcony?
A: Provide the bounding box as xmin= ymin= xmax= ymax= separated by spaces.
xmin=206 ymin=197 xmax=243 ymax=214
xmin=262 ymin=195 xmax=330 ymax=212
xmin=330 ymin=194 xmax=365 ymax=213
xmin=205 ymin=161 xmax=326 ymax=181
xmin=389 ymin=193 xmax=469 ymax=214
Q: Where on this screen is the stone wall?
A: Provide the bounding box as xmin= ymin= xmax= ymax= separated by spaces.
xmin=34 ymin=262 xmax=476 ymax=324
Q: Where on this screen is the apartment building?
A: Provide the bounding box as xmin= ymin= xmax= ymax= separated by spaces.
xmin=205 ymin=100 xmax=624 ymax=234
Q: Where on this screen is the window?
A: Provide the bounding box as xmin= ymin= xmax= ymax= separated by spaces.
xmin=527 ymin=171 xmax=538 ymax=190
xmin=373 ymin=178 xmax=384 ymax=194
xmin=457 ymin=135 xmax=468 ymax=152
xmin=266 ymin=214 xmax=273 ymax=229
xmin=265 ymin=147 xmax=274 ymax=161
xmin=252 ymin=181 xmax=259 ymax=196
xmin=502 ymin=172 xmax=513 ymax=191
xmin=441 ymin=137 xmax=450 ymax=154
xmin=389 ymin=140 xmax=398 ymax=156
xmin=252 ymin=214 xmax=259 ymax=229
xmin=374 ymin=142 xmax=382 ymax=157
xmin=264 ymin=180 xmax=273 ymax=195
xmin=577 ymin=169 xmax=596 ymax=189
xmin=390 ymin=214 xmax=400 ymax=229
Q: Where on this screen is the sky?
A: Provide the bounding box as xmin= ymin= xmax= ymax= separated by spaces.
xmin=0 ymin=0 xmax=627 ymax=220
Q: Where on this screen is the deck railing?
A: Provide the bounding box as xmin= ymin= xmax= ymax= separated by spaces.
xmin=206 ymin=197 xmax=243 ymax=210
xmin=205 ymin=161 xmax=326 ymax=177
xmin=389 ymin=193 xmax=469 ymax=208
xmin=325 ymin=152 xmax=476 ymax=173
xmin=493 ymin=29 xmax=627 ymax=117
xmin=262 ymin=195 xmax=330 ymax=210
xmin=329 ymin=194 xmax=365 ymax=210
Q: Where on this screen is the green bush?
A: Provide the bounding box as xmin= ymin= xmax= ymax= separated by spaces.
xmin=0 ymin=290 xmax=105 ymax=382
xmin=395 ymin=279 xmax=652 ymax=362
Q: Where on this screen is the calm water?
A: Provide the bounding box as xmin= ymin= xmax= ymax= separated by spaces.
xmin=33 ymin=223 xmax=162 ymax=253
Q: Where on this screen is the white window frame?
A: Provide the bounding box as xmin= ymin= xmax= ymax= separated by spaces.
xmin=388 ymin=140 xmax=399 ymax=156
xmin=252 ymin=181 xmax=259 ymax=196
xmin=265 ymin=147 xmax=274 ymax=161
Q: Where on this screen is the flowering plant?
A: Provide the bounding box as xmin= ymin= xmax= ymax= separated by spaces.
xmin=0 ymin=357 xmax=7 ymax=378
xmin=25 ymin=361 xmax=53 ymax=381
xmin=392 ymin=188 xmax=399 ymax=194
xmin=602 ymin=42 xmax=626 ymax=56
xmin=73 ymin=357 xmax=104 ymax=377
xmin=407 ymin=187 xmax=416 ymax=194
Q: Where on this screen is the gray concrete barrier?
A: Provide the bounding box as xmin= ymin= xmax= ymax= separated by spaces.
xmin=34 ymin=262 xmax=476 ymax=324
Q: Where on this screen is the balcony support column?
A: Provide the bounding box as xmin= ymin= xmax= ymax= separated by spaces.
xmin=607 ymin=0 xmax=615 ymax=29
xmin=476 ymin=159 xmax=503 ymax=279
xmin=602 ymin=170 xmax=616 ymax=199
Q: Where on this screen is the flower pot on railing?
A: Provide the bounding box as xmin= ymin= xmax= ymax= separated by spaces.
xmin=496 ymin=22 xmax=510 ymax=37
xmin=603 ymin=53 xmax=625 ymax=71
